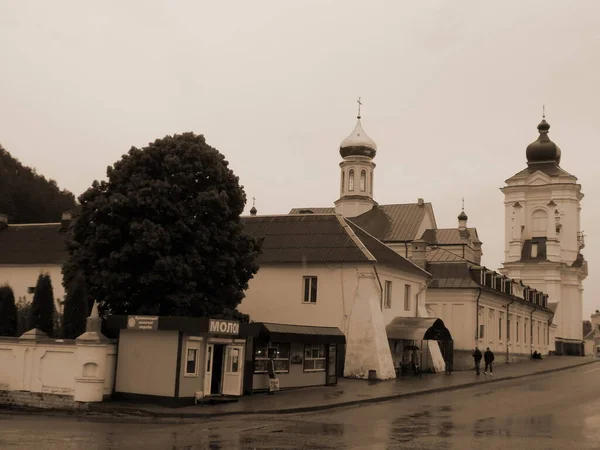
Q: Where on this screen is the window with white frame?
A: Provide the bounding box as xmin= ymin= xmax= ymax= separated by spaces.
xmin=404 ymin=284 xmax=411 ymax=311
xmin=348 ymin=169 xmax=355 ymax=191
xmin=253 ymin=343 xmax=290 ymax=374
xmin=303 ymin=276 xmax=318 ymax=303
xmin=304 ymin=344 xmax=326 ymax=372
xmin=479 ymin=324 xmax=485 ymax=339
xmin=532 ymin=209 xmax=548 ymax=235
xmin=184 ymin=341 xmax=200 ymax=376
xmin=383 ymin=280 xmax=392 ymax=309
xmin=360 ymin=170 xmax=366 ymax=191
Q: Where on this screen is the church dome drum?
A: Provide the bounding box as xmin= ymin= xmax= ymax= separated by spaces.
xmin=526 ymin=119 xmax=562 ymax=165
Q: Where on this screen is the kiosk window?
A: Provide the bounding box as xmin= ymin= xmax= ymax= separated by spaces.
xmin=254 ymin=343 xmax=290 ymax=374
xmin=227 ymin=348 xmax=240 ymax=373
xmin=304 ymin=344 xmax=326 ymax=372
xmin=185 ymin=348 xmax=198 ymax=376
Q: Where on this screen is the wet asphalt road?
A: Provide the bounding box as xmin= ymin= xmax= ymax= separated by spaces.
xmin=1 ymin=362 xmax=600 ymax=449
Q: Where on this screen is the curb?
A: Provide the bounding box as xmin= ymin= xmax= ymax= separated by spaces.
xmin=86 ymin=358 xmax=600 ymax=420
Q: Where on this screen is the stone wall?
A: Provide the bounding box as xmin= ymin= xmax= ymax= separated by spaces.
xmin=0 ymin=326 xmax=116 ymax=410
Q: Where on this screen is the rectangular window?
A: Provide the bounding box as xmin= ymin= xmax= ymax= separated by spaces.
xmin=304 ymin=344 xmax=326 ymax=372
xmin=516 ymin=322 xmax=519 ymax=342
xmin=531 ymin=243 xmax=539 ymax=258
xmin=524 ymin=321 xmax=528 ymax=343
xmin=303 ymin=276 xmax=318 ymax=303
xmin=384 ymin=281 xmax=392 ymax=309
xmin=507 ymin=318 xmax=511 ymax=340
xmin=479 ymin=324 xmax=485 ymax=339
xmin=404 ymin=284 xmax=411 ymax=311
xmin=253 ymin=343 xmax=291 ymax=374
xmin=227 ymin=348 xmax=240 ymax=373
xmin=499 ymin=317 xmax=502 ymax=340
xmin=185 ymin=347 xmax=199 ymax=376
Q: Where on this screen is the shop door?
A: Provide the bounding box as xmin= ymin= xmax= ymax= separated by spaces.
xmin=326 ymin=344 xmax=337 ymax=385
xmin=203 ymin=343 xmax=214 ymax=396
xmin=222 ymin=345 xmax=244 ymax=396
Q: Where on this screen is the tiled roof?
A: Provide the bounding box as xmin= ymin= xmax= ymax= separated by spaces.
xmin=421 ymin=228 xmax=481 ymax=246
xmin=506 ymin=163 xmax=575 ymax=182
xmin=345 ymin=220 xmax=430 ymax=277
xmin=427 ymin=247 xmax=466 ymax=263
xmin=288 ymin=207 xmax=336 ymax=214
xmin=0 ymin=224 xmax=69 ymax=265
xmin=290 ymin=202 xmax=433 ymax=242
xmin=242 ymin=214 xmax=429 ymax=278
xmin=242 ymin=215 xmax=368 ymax=264
xmin=427 ymin=262 xmax=479 ymax=288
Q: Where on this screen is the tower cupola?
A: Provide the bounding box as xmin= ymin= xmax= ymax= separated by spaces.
xmin=526 ymin=118 xmax=562 ymax=165
xmin=339 ymin=118 xmax=377 ymax=159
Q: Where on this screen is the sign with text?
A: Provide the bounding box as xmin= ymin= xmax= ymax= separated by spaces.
xmin=127 ymin=315 xmax=159 ymax=331
xmin=208 ymin=318 xmax=240 ymax=336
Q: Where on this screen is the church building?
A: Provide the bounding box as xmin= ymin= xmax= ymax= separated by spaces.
xmin=500 ymin=117 xmax=587 ymax=355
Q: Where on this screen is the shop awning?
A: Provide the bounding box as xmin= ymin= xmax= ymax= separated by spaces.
xmin=249 ymin=322 xmax=346 ymax=345
xmin=386 ymin=317 xmax=452 ymax=342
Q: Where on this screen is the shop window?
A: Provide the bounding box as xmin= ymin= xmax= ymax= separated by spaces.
xmin=384 ymin=281 xmax=392 ymax=309
xmin=404 ymin=284 xmax=411 ymax=311
xmin=304 ymin=344 xmax=326 ymax=372
xmin=254 ymin=343 xmax=290 ymax=374
xmin=303 ymin=276 xmax=318 ymax=303
xmin=185 ymin=347 xmax=199 ymax=376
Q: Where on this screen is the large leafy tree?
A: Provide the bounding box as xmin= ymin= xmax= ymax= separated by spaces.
xmin=0 ymin=285 xmax=18 ymax=336
xmin=64 ymin=132 xmax=261 ymax=317
xmin=30 ymin=274 xmax=55 ymax=335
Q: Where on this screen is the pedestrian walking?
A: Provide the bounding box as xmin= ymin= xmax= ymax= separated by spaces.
xmin=484 ymin=347 xmax=495 ymax=375
xmin=267 ymin=348 xmax=278 ymax=394
xmin=472 ymin=346 xmax=482 ymax=375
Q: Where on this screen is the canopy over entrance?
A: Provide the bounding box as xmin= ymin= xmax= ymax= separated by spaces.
xmin=386 ymin=317 xmax=452 ymax=342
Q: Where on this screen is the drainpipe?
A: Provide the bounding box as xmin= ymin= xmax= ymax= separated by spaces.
xmin=475 ymin=287 xmax=482 ymax=343
xmin=506 ymin=298 xmax=514 ymax=364
xmin=404 ymin=242 xmax=409 ymax=258
xmin=530 ymin=305 xmax=537 ymax=356
xmin=415 ymin=278 xmax=434 ymax=318
xmin=373 ymin=265 xmax=383 ymax=310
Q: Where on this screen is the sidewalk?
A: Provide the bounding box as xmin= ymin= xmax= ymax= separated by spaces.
xmin=87 ymin=355 xmax=599 ymax=420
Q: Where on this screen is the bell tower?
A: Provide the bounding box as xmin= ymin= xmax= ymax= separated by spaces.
xmin=334 ymin=98 xmax=378 ymax=218
xmin=500 ymin=115 xmax=587 ymax=344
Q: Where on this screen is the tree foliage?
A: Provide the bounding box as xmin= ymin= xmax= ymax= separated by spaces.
xmin=64 ymin=132 xmax=261 ymax=317
xmin=16 ymin=297 xmax=31 ymax=336
xmin=0 ymin=144 xmax=76 ymax=223
xmin=30 ymin=274 xmax=55 ymax=335
xmin=0 ymin=285 xmax=17 ymax=336
xmin=63 ymin=272 xmax=89 ymax=339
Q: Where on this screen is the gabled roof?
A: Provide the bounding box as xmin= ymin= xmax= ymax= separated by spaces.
xmin=241 ymin=214 xmax=430 ymax=278
xmin=427 ymin=262 xmax=479 ymax=288
xmin=421 ymin=228 xmax=481 ymax=246
xmin=427 ymin=247 xmax=466 ymax=263
xmin=505 ymin=163 xmax=575 ymax=183
xmin=0 ymin=223 xmax=68 ymax=265
xmin=584 ymin=324 xmax=600 ymax=341
xmin=289 ymin=202 xmax=434 ymax=242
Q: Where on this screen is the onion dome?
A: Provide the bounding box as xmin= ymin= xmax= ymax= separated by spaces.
xmin=458 ymin=210 xmax=468 ymax=221
xmin=250 ymin=206 xmax=257 ymax=216
xmin=526 ymin=119 xmax=561 ymax=165
xmin=340 ymin=118 xmax=377 ymax=159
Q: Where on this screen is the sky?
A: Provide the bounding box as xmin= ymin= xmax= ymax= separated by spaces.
xmin=1 ymin=1 xmax=598 ymax=318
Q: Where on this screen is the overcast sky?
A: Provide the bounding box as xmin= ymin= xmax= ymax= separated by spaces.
xmin=1 ymin=1 xmax=598 ymax=318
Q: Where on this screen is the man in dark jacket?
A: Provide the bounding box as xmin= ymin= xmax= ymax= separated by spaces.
xmin=472 ymin=347 xmax=482 ymax=375
xmin=484 ymin=347 xmax=495 ymax=375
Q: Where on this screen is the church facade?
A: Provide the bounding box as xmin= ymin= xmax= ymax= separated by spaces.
xmin=500 ymin=117 xmax=587 ymax=355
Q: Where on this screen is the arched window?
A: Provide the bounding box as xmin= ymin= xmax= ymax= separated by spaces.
xmin=360 ymin=170 xmax=366 ymax=192
xmin=348 ymin=169 xmax=355 ymax=191
xmin=370 ymin=171 xmax=373 ymax=194
xmin=531 ymin=209 xmax=548 ymax=235
xmin=341 ymin=170 xmax=345 ymax=193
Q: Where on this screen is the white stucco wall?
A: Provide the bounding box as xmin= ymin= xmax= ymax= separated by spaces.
xmin=0 ymin=264 xmax=66 ymax=304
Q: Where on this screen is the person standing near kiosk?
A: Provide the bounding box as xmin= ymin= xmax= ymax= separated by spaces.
xmin=267 ymin=348 xmax=279 ymax=394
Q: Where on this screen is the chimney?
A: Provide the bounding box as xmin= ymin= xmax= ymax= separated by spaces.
xmin=60 ymin=212 xmax=72 ymax=232
xmin=411 ymin=239 xmax=428 ymax=270
xmin=417 ymin=198 xmax=424 ymax=207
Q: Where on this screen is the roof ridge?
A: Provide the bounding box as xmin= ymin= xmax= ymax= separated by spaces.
xmin=347 ymin=219 xmax=431 ymax=276
xmin=336 ymin=215 xmax=376 ymax=262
